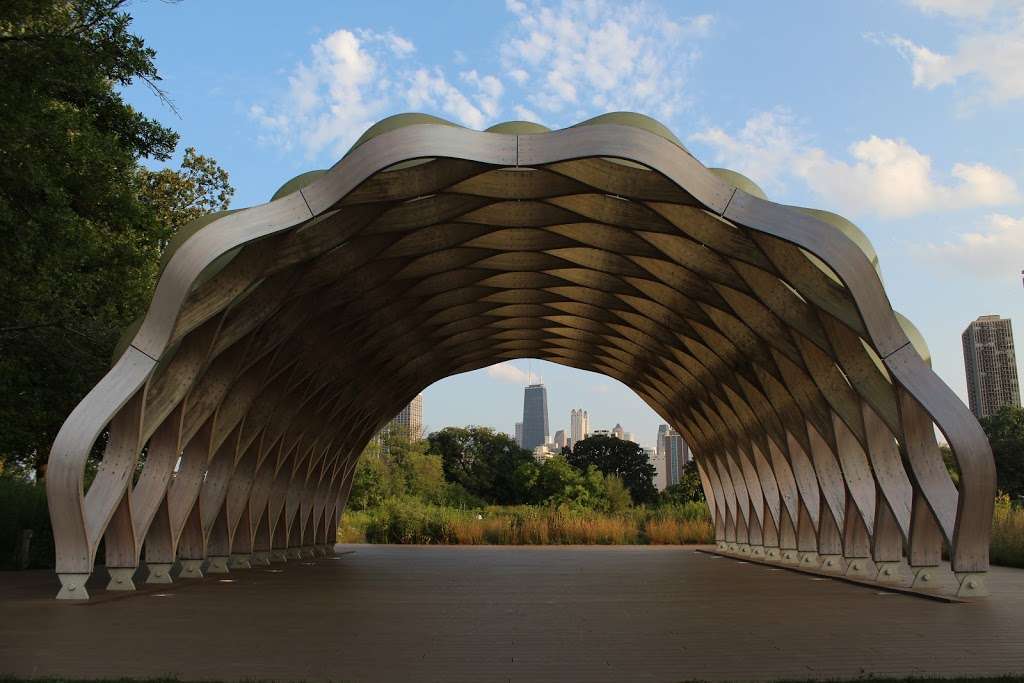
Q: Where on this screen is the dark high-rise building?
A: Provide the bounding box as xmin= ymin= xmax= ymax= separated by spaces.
xmin=521 ymin=383 xmax=549 ymax=451
xmin=962 ymin=315 xmax=1021 ymax=419
xmin=662 ymin=428 xmax=691 ymax=487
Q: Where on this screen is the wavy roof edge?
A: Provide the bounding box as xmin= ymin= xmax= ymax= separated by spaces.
xmin=150 ymin=114 xmax=917 ymax=367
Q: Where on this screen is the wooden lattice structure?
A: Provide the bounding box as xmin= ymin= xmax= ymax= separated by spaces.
xmin=46 ymin=113 xmax=995 ymax=599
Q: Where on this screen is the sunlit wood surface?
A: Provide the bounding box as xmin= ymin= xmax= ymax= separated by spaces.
xmin=44 ymin=121 xmax=995 ymax=599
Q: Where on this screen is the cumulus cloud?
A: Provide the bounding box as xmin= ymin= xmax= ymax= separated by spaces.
xmin=249 ymin=28 xmax=501 ymax=158
xmin=691 ymin=110 xmax=1020 ymax=218
xmin=927 ymin=213 xmax=1024 ymax=278
xmin=881 ymin=3 xmax=1024 ymax=103
xmin=486 ymin=362 xmax=533 ymax=384
xmin=501 ymin=0 xmax=713 ymax=121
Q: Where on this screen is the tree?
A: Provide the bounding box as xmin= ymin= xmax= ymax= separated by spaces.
xmin=566 ymin=435 xmax=658 ymax=504
xmin=348 ymin=433 xmax=445 ymax=510
xmin=660 ymin=461 xmax=706 ymax=505
xmin=0 ymin=1 xmax=232 ymax=478
xmin=137 ymin=147 xmax=234 ymax=247
xmin=981 ymin=406 xmax=1024 ymax=499
xmin=426 ymin=426 xmax=535 ymax=504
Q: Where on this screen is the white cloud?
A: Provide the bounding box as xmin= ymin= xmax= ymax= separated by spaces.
xmin=883 ymin=4 xmax=1024 ymax=103
xmin=486 ymin=362 xmax=533 ymax=384
xmin=691 ymin=111 xmax=1020 ymax=218
xmin=501 ymin=0 xmax=713 ymax=121
xmin=250 ymin=28 xmax=503 ymax=158
xmin=908 ymin=0 xmax=997 ymax=19
xmin=927 ymin=213 xmax=1024 ymax=277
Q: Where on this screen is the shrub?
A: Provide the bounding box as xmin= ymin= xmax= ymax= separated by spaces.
xmin=991 ymin=494 xmax=1024 ymax=569
xmin=0 ymin=476 xmax=54 ymax=569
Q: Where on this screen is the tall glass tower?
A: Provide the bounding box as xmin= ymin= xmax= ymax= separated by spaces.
xmin=522 ymin=383 xmax=549 ymax=451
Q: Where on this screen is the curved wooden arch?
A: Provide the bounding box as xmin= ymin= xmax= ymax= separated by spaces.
xmin=47 ymin=123 xmax=995 ymax=600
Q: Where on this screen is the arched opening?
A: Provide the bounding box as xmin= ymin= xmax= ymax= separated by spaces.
xmin=46 ymin=113 xmax=995 ymax=600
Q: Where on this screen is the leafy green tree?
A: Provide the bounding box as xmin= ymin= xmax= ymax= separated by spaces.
xmin=660 ymin=461 xmax=706 ymax=505
xmin=137 ymin=147 xmax=234 ymax=247
xmin=426 ymin=426 xmax=534 ymax=504
xmin=567 ymin=435 xmax=658 ymax=504
xmin=981 ymin=406 xmax=1024 ymax=499
xmin=0 ymin=1 xmax=232 ymax=478
xmin=348 ymin=433 xmax=446 ymax=509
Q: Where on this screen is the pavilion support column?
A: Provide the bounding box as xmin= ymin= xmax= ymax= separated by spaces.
xmin=229 ymin=505 xmax=254 ymax=569
xmin=817 ymin=493 xmax=846 ymax=574
xmin=842 ymin=493 xmax=876 ymax=579
xmin=761 ymin=510 xmax=780 ymax=561
xmin=873 ymin=492 xmax=911 ymax=587
xmin=143 ymin=498 xmax=175 ymax=583
xmin=796 ymin=501 xmax=820 ymax=568
xmin=103 ymin=491 xmax=138 ymax=591
xmin=907 ymin=490 xmax=957 ymax=592
xmin=778 ymin=506 xmax=798 ymax=565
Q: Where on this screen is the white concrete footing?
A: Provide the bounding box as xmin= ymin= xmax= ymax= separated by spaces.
xmin=251 ymin=551 xmax=272 ymax=566
xmin=323 ymin=544 xmax=335 ymax=556
xmin=911 ymin=565 xmax=959 ymax=594
xmin=954 ymin=571 xmax=989 ymax=597
xmin=206 ymin=556 xmax=230 ymax=574
xmin=300 ymin=545 xmax=315 ymax=558
xmin=286 ymin=547 xmax=302 ymax=560
xmin=875 ymin=561 xmax=913 ymax=587
xmin=798 ymin=551 xmax=820 ymax=569
xmin=716 ymin=540 xmax=728 ymax=551
xmin=228 ymin=554 xmax=252 ymax=569
xmin=844 ymin=557 xmax=877 ymax=580
xmin=272 ymin=549 xmax=289 ymax=563
xmin=56 ymin=573 xmax=91 ymax=600
xmin=780 ymin=549 xmax=800 ymax=565
xmin=763 ymin=547 xmax=781 ymax=561
xmin=145 ymin=563 xmax=173 ymax=584
xmin=749 ymin=545 xmax=765 ymax=558
xmin=179 ymin=559 xmax=204 ymax=578
xmin=818 ymin=554 xmax=847 ymax=574
xmin=106 ymin=567 xmax=136 ymax=591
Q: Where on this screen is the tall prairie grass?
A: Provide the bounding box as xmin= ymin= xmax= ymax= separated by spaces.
xmin=991 ymin=494 xmax=1024 ymax=569
xmin=351 ymin=498 xmax=712 ymax=545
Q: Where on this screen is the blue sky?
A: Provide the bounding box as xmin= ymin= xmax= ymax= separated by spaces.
xmin=123 ymin=0 xmax=1024 ymax=448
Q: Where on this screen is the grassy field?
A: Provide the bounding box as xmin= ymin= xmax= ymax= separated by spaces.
xmin=337 ymin=499 xmax=715 ymax=545
xmin=991 ymin=495 xmax=1024 ymax=568
xmin=338 ymin=496 xmax=1024 ymax=569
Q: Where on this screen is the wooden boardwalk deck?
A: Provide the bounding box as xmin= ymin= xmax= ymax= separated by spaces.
xmin=2 ymin=545 xmax=1023 ymax=682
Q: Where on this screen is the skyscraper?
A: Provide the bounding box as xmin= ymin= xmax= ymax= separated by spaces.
xmin=662 ymin=428 xmax=690 ymax=487
xmin=553 ymin=429 xmax=567 ymax=450
xmin=514 ymin=422 xmax=523 ymax=448
xmin=962 ymin=315 xmax=1021 ymax=419
xmin=522 ymin=384 xmax=549 ymax=451
xmin=656 ymin=424 xmax=668 ymax=459
xmin=612 ymin=423 xmax=624 ymax=439
xmin=570 ymin=408 xmax=589 ymax=444
xmin=374 ymin=394 xmax=424 ymax=451
xmin=390 ymin=394 xmax=424 ymax=439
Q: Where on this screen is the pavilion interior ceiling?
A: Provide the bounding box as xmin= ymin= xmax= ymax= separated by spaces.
xmin=45 ymin=112 xmax=996 ymax=600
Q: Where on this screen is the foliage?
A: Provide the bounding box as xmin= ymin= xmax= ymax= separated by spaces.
xmin=0 ymin=475 xmax=54 ymax=569
xmin=566 ymin=435 xmax=658 ymax=504
xmin=981 ymin=406 xmax=1024 ymax=499
xmin=426 ymin=426 xmax=535 ymax=504
xmin=348 ymin=433 xmax=445 ymax=510
xmin=0 ymin=1 xmax=232 ymax=477
xmin=660 ymin=461 xmax=706 ymax=505
xmin=991 ymin=493 xmax=1024 ymax=569
xmin=348 ymin=497 xmax=713 ymax=546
